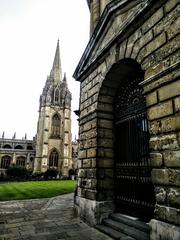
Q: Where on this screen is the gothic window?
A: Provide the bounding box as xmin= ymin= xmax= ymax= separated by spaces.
xmin=3 ymin=144 xmax=12 ymax=149
xmin=27 ymin=145 xmax=33 ymax=150
xmin=16 ymin=156 xmax=26 ymax=167
xmin=55 ymin=89 xmax=59 ymax=102
xmin=51 ymin=114 xmax=60 ymax=138
xmin=49 ymin=149 xmax=58 ymax=168
xmin=1 ymin=156 xmax=11 ymax=169
xmin=15 ymin=145 xmax=23 ymax=149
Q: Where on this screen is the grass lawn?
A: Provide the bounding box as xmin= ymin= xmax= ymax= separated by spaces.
xmin=0 ymin=180 xmax=76 ymax=201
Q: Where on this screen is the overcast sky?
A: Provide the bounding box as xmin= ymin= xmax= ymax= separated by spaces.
xmin=0 ymin=0 xmax=89 ymax=140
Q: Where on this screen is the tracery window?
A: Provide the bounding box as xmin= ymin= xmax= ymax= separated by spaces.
xmin=16 ymin=156 xmax=26 ymax=167
xmin=49 ymin=149 xmax=58 ymax=168
xmin=51 ymin=114 xmax=60 ymax=138
xmin=55 ymin=89 xmax=59 ymax=102
xmin=1 ymin=155 xmax=11 ymax=169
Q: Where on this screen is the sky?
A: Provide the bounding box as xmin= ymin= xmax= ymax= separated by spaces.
xmin=0 ymin=0 xmax=90 ymax=140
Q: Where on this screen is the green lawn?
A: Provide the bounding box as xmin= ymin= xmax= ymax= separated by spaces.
xmin=0 ymin=180 xmax=76 ymax=201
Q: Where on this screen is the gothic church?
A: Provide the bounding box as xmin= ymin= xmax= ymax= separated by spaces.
xmin=34 ymin=40 xmax=72 ymax=175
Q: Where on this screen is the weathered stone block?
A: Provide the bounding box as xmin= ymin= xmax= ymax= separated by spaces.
xmin=77 ymin=187 xmax=86 ymax=198
xmin=138 ymin=32 xmax=166 ymax=63
xmin=148 ymin=101 xmax=173 ymax=120
xmin=85 ymin=190 xmax=97 ymax=200
xmin=167 ymin=187 xmax=180 ymax=207
xmin=155 ymin=186 xmax=167 ymax=203
xmin=143 ymin=36 xmax=180 ymax=80
xmin=83 ymin=138 xmax=97 ymax=149
xmin=131 ymin=29 xmax=153 ymax=59
xmin=146 ymin=91 xmax=157 ymax=106
xmin=78 ymin=169 xmax=87 ymax=178
xmin=154 ymin=204 xmax=180 ymax=225
xmin=149 ymin=121 xmax=162 ymax=135
xmin=161 ymin=115 xmax=180 ymax=133
xmin=119 ymin=39 xmax=127 ymax=59
xmin=91 ymin=159 xmax=97 ymax=168
xmin=158 ymin=80 xmax=180 ymax=101
xmin=150 ymin=219 xmax=180 ymax=240
xmin=87 ymin=148 xmax=97 ymax=158
xmin=78 ymin=150 xmax=87 ymax=159
xmin=175 ymin=96 xmax=180 ymax=113
xmin=98 ymin=179 xmax=114 ymax=190
xmin=152 ymin=169 xmax=169 ymax=185
xmin=97 ymin=138 xmax=113 ymax=148
xmin=97 ymin=158 xmax=114 ymax=168
xmin=142 ymin=7 xmax=164 ymax=34
xmin=167 ymin=16 xmax=180 ymax=40
xmin=153 ymin=4 xmax=179 ymax=37
xmin=98 ymin=169 xmax=113 ymax=179
xmin=97 ymin=148 xmax=114 ymax=158
xmin=80 ymin=129 xmax=97 ymax=141
xmin=98 ymin=119 xmax=113 ymax=129
xmin=98 ymin=129 xmax=113 ymax=138
xmin=168 ymin=169 xmax=180 ymax=186
xmin=86 ymin=169 xmax=97 ymax=178
xmin=150 ymin=152 xmax=163 ymax=167
xmin=77 ymin=160 xmax=83 ymax=168
xmin=98 ymin=102 xmax=113 ymax=112
xmin=152 ymin=168 xmax=180 ymax=186
xmin=98 ymin=95 xmax=113 ymax=104
xmin=164 ymin=150 xmax=180 ymax=167
xmin=82 ymin=159 xmax=92 ymax=168
xmin=144 ymin=67 xmax=180 ymax=93
xmin=165 ymin=0 xmax=179 ymax=13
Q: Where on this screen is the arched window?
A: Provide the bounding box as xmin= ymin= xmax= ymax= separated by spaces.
xmin=55 ymin=89 xmax=59 ymax=102
xmin=3 ymin=144 xmax=12 ymax=149
xmin=27 ymin=145 xmax=33 ymax=150
xmin=49 ymin=149 xmax=58 ymax=168
xmin=51 ymin=114 xmax=60 ymax=138
xmin=1 ymin=156 xmax=11 ymax=169
xmin=16 ymin=156 xmax=26 ymax=167
xmin=15 ymin=145 xmax=23 ymax=149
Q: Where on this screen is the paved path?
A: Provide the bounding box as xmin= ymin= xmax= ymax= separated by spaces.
xmin=0 ymin=193 xmax=112 ymax=240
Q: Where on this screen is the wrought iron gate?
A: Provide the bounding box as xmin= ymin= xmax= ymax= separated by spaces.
xmin=114 ymin=78 xmax=155 ymax=219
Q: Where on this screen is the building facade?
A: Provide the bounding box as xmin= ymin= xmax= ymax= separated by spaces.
xmin=73 ymin=0 xmax=180 ymax=239
xmin=34 ymin=41 xmax=73 ymax=176
xmin=0 ymin=134 xmax=35 ymax=173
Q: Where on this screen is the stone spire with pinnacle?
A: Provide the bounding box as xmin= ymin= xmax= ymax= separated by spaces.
xmin=50 ymin=39 xmax=62 ymax=84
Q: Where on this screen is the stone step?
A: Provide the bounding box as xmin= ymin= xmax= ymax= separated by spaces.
xmin=110 ymin=213 xmax=150 ymax=233
xmin=103 ymin=218 xmax=149 ymax=240
xmin=96 ymin=224 xmax=135 ymax=240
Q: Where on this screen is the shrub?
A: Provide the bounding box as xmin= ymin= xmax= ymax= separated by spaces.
xmin=6 ymin=166 xmax=28 ymax=179
xmin=44 ymin=168 xmax=58 ymax=179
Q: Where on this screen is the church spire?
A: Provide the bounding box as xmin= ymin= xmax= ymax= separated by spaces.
xmin=50 ymin=39 xmax=62 ymax=84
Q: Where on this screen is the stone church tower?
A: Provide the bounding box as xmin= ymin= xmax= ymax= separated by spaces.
xmin=34 ymin=40 xmax=72 ymax=176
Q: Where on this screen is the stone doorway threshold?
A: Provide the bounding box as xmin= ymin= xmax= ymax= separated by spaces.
xmin=96 ymin=213 xmax=150 ymax=240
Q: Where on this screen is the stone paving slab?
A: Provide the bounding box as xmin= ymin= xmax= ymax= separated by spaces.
xmin=0 ymin=193 xmax=112 ymax=240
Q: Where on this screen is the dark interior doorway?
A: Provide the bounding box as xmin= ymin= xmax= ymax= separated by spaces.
xmin=113 ymin=61 xmax=155 ymax=220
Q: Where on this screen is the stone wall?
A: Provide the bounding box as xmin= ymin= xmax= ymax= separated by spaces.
xmin=74 ymin=0 xmax=180 ymax=238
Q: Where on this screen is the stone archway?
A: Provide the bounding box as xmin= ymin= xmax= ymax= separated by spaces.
xmin=97 ymin=58 xmax=155 ymax=220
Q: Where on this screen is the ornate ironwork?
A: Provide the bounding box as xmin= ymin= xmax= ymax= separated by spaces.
xmin=114 ymin=77 xmax=155 ymax=219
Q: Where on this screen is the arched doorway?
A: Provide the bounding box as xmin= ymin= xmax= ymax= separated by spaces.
xmin=97 ymin=58 xmax=155 ymax=220
xmin=49 ymin=148 xmax=59 ymax=168
xmin=114 ymin=67 xmax=155 ymax=219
